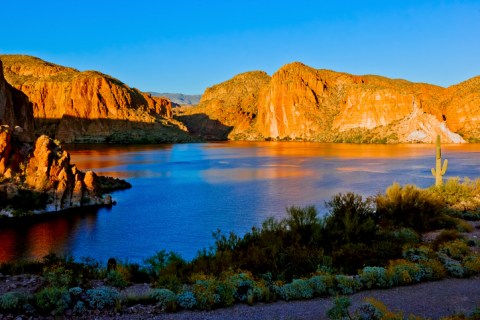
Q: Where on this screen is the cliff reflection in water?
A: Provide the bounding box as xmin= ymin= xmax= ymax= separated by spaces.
xmin=0 ymin=207 xmax=101 ymax=263
xmin=1 ymin=142 xmax=480 ymax=264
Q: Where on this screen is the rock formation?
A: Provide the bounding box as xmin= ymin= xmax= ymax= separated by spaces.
xmin=175 ymin=71 xmax=271 ymax=140
xmin=0 ymin=55 xmax=193 ymax=143
xmin=0 ymin=60 xmax=131 ymax=217
xmin=0 ymin=60 xmax=34 ymax=142
xmin=189 ymin=61 xmax=476 ymax=143
xmin=0 ymin=127 xmax=130 ymax=216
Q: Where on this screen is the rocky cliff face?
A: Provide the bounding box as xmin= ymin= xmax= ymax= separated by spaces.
xmin=191 ymin=62 xmax=475 ymax=143
xmin=175 ymin=71 xmax=271 ymax=140
xmin=0 ymin=55 xmax=191 ymax=143
xmin=442 ymin=76 xmax=480 ymax=141
xmin=256 ymin=62 xmax=461 ymax=143
xmin=0 ymin=63 xmax=130 ymax=217
xmin=0 ymin=60 xmax=34 ymax=142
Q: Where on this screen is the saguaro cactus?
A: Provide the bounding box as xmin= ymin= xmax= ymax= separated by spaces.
xmin=431 ymin=135 xmax=448 ymax=186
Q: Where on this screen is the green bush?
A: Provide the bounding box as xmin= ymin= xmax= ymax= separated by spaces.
xmin=278 ymin=278 xmax=314 ymax=300
xmin=0 ymin=292 xmax=31 ymax=313
xmin=439 ymin=240 xmax=471 ymax=260
xmin=307 ymin=275 xmax=334 ymax=296
xmin=463 ymin=255 xmax=480 ymax=276
xmin=106 ymin=269 xmax=129 ymax=289
xmin=386 ymin=259 xmax=423 ymax=286
xmin=85 ymin=287 xmax=120 ymax=310
xmin=150 ymin=288 xmax=177 ymax=312
xmin=324 ymin=192 xmax=376 ymax=246
xmin=43 ymin=266 xmax=74 ymax=288
xmin=402 ymin=245 xmax=433 ymax=263
xmin=335 ymin=275 xmax=361 ymax=295
xmin=358 ymin=266 xmax=388 ymax=289
xmin=34 ymin=287 xmax=71 ymax=315
xmin=177 ymin=291 xmax=196 ymax=309
xmin=376 ymin=183 xmax=445 ymax=232
xmin=439 ymin=255 xmax=465 ymax=278
xmin=193 ymin=279 xmax=220 ymax=310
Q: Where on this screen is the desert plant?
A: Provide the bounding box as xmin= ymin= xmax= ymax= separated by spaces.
xmin=358 ymin=266 xmax=388 ymax=289
xmin=278 ymin=278 xmax=314 ymax=300
xmin=34 ymin=287 xmax=71 ymax=315
xmin=176 ymin=291 xmax=196 ymax=309
xmin=85 ymin=287 xmax=120 ymax=310
xmin=431 ymin=135 xmax=448 ymax=187
xmin=376 ymin=183 xmax=445 ymax=232
xmin=150 ymin=288 xmax=177 ymax=312
xmin=0 ymin=292 xmax=31 ymax=313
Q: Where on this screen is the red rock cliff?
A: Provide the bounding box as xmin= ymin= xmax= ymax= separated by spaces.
xmin=0 ymin=55 xmax=190 ymax=143
xmin=0 ymin=60 xmax=35 ymax=142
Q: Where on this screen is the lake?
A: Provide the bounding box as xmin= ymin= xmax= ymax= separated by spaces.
xmin=1 ymin=141 xmax=480 ymax=264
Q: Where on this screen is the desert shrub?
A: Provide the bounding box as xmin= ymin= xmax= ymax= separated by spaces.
xmin=332 ymin=242 xmax=377 ymax=274
xmin=85 ymin=287 xmax=120 ymax=310
xmin=227 ymin=272 xmax=256 ymax=302
xmin=326 ymin=296 xmax=353 ymax=320
xmin=463 ymin=255 xmax=480 ymax=276
xmin=419 ymin=259 xmax=447 ymax=280
xmin=279 ymin=279 xmax=314 ymax=300
xmin=106 ymin=268 xmax=130 ymax=289
xmin=176 ymin=291 xmax=196 ymax=309
xmin=386 ymin=259 xmax=423 ymax=286
xmin=285 ymin=205 xmax=322 ymax=244
xmin=431 ymin=178 xmax=480 ymax=212
xmin=440 ymin=256 xmax=465 ymax=278
xmin=193 ymin=279 xmax=220 ymax=310
xmin=34 ymin=287 xmax=71 ymax=315
xmin=455 ymin=219 xmax=475 ymax=232
xmin=324 ymin=192 xmax=376 ymax=246
xmin=68 ymin=287 xmax=83 ymax=297
xmin=0 ymin=292 xmax=31 ymax=313
xmin=335 ymin=275 xmax=361 ymax=295
xmin=432 ymin=230 xmax=462 ymax=250
xmin=358 ymin=266 xmax=388 ymax=289
xmin=376 ymin=183 xmax=445 ymax=232
xmin=439 ymin=240 xmax=471 ymax=260
xmin=155 ymin=274 xmax=183 ymax=293
xmin=357 ymin=297 xmax=404 ymax=320
xmin=150 ymin=288 xmax=177 ymax=311
xmin=43 ymin=265 xmax=74 ymax=288
xmin=402 ymin=245 xmax=434 ymax=263
xmin=144 ymin=250 xmax=185 ymax=278
xmin=308 ymin=274 xmax=335 ymax=296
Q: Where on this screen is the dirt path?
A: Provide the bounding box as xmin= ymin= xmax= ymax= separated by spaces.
xmin=114 ymin=276 xmax=480 ymax=320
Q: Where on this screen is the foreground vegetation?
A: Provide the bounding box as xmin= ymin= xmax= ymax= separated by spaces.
xmin=1 ymin=178 xmax=480 ymax=317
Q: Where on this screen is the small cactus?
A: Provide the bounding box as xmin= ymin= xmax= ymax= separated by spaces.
xmin=431 ymin=135 xmax=448 ymax=186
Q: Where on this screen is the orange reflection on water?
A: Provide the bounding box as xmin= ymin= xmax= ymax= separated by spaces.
xmin=202 ymin=166 xmax=315 ymax=183
xmin=0 ymin=229 xmax=18 ymax=262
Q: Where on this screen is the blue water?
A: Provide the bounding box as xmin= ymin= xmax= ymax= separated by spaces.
xmin=1 ymin=142 xmax=479 ymax=263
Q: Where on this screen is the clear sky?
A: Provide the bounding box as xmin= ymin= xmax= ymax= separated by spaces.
xmin=1 ymin=0 xmax=479 ymax=94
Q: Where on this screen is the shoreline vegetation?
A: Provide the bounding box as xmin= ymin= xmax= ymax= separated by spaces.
xmin=1 ymin=178 xmax=480 ymax=318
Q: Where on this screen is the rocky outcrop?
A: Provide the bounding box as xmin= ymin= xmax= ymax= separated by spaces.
xmin=175 ymin=71 xmax=271 ymax=140
xmin=0 ymin=62 xmax=130 ymax=217
xmin=442 ymin=76 xmax=480 ymax=141
xmin=0 ymin=60 xmax=34 ymax=142
xmin=0 ymin=55 xmax=192 ymax=143
xmin=255 ymin=62 xmax=463 ymax=143
xmin=190 ymin=62 xmax=474 ymax=143
xmin=0 ymin=127 xmax=130 ymax=216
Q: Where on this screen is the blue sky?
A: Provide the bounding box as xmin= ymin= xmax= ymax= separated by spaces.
xmin=1 ymin=1 xmax=479 ymax=94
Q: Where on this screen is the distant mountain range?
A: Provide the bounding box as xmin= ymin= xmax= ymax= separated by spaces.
xmin=148 ymin=92 xmax=202 ymax=106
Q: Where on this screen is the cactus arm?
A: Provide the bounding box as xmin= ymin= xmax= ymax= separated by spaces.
xmin=441 ymin=159 xmax=448 ymax=175
xmin=431 ymin=168 xmax=436 ymax=176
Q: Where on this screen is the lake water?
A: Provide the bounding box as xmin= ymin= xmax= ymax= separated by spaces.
xmin=1 ymin=142 xmax=480 ymax=264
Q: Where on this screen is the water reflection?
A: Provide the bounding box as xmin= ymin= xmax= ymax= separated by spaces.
xmin=0 ymin=207 xmax=102 ymax=262
xmin=0 ymin=142 xmax=479 ymax=263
